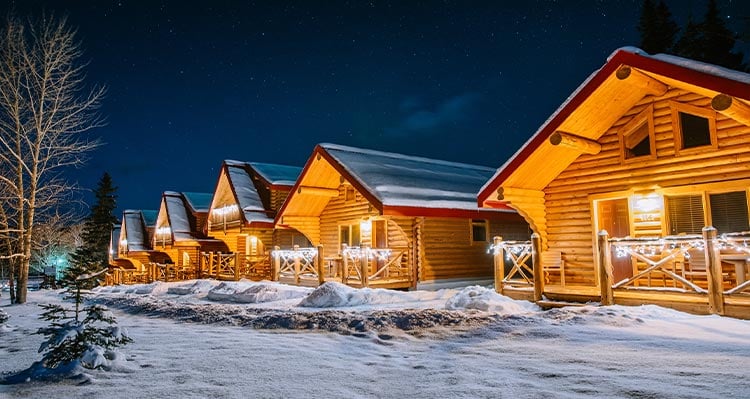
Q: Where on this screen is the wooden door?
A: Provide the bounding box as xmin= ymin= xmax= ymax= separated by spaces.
xmin=598 ymin=198 xmax=632 ymax=282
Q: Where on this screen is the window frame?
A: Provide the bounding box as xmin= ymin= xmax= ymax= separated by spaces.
xmin=619 ymin=105 xmax=656 ymax=163
xmin=471 ymin=219 xmax=488 ymax=243
xmin=663 ymin=187 xmax=750 ymax=236
xmin=670 ymin=101 xmax=718 ymax=156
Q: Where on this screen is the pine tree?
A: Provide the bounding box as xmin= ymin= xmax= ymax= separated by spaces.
xmin=698 ymin=0 xmax=747 ymax=70
xmin=674 ymin=16 xmax=703 ymax=59
xmin=36 ymin=270 xmax=132 ymax=371
xmin=62 ymin=173 xmax=118 ymax=288
xmin=638 ymin=0 xmax=679 ymax=54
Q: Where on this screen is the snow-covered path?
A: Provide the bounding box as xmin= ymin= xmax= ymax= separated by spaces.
xmin=1 ymin=282 xmax=749 ymax=398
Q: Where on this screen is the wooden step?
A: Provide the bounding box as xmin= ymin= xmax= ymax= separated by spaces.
xmin=536 ymin=299 xmax=596 ymax=309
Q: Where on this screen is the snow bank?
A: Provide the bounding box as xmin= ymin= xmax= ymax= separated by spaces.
xmin=166 ymin=279 xmax=220 ymax=296
xmin=444 ymin=285 xmax=538 ymax=314
xmin=206 ymin=281 xmax=312 ymax=303
xmin=95 ymin=281 xmax=170 ymax=296
xmin=298 ymin=282 xmax=423 ymax=308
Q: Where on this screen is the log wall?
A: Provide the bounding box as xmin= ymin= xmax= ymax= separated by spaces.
xmin=545 ymin=88 xmax=750 ymax=286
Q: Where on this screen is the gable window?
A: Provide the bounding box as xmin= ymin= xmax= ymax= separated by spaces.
xmin=670 ymin=102 xmax=717 ymax=154
xmin=620 ymin=105 xmax=655 ymax=161
xmin=471 ymin=219 xmax=488 ymax=242
xmin=666 ymin=195 xmax=704 ymax=235
xmin=709 ymin=191 xmax=749 ymax=234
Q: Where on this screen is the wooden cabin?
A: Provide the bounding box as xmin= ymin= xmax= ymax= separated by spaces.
xmin=110 ymin=209 xmax=171 ymax=283
xmin=204 ymin=160 xmax=308 ymax=280
xmin=478 ymin=47 xmax=750 ymax=318
xmin=151 ymin=191 xmax=227 ymax=280
xmin=275 ymin=143 xmax=529 ymax=289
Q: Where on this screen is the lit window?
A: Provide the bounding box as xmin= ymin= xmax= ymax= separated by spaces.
xmin=666 ymin=195 xmax=704 ymax=235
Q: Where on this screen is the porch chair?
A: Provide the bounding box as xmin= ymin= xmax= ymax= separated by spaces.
xmin=683 ymin=248 xmax=731 ymax=287
xmin=541 ymin=250 xmax=565 ymax=286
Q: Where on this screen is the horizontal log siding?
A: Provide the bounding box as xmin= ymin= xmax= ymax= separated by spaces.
xmin=545 ymin=88 xmax=750 ymax=286
xmin=319 ymin=186 xmax=379 ymax=258
xmin=271 ymin=189 xmax=290 ymax=213
xmin=420 ymin=218 xmax=493 ymax=281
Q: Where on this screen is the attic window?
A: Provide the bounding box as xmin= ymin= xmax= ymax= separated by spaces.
xmin=620 ymin=105 xmax=655 ymax=162
xmin=670 ymin=102 xmax=717 ymax=154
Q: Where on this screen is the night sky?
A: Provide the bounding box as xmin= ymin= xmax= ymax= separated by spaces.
xmin=3 ymin=1 xmax=749 ymax=216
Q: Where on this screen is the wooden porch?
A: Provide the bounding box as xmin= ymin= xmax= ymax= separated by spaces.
xmin=198 ymin=251 xmax=272 ymax=281
xmin=272 ymin=244 xmax=413 ymax=289
xmin=492 ymin=228 xmax=750 ymax=319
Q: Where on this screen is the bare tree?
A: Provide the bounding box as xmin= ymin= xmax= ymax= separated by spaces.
xmin=0 ymin=14 xmax=104 ymax=303
xmin=30 ymin=214 xmax=83 ymax=275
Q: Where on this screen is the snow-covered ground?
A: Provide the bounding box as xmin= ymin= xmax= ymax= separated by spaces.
xmin=1 ymin=280 xmax=749 ymax=398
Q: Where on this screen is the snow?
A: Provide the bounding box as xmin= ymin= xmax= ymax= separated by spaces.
xmin=161 ymin=192 xmax=198 ymax=241
xmin=121 ymin=210 xmax=156 ymax=251
xmin=2 ymin=283 xmax=750 ymax=398
xmin=181 ymin=192 xmax=213 ymax=212
xmin=249 ymin=162 xmax=302 ymax=186
xmin=321 ymin=143 xmax=509 ymax=212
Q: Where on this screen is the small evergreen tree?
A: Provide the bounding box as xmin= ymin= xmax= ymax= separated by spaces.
xmin=62 ymin=173 xmax=118 ymax=288
xmin=638 ymin=0 xmax=679 ymax=54
xmin=37 ymin=270 xmax=132 ymax=370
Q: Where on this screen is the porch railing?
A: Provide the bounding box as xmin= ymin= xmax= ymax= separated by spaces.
xmin=341 ymin=244 xmax=410 ymax=287
xmin=199 ymin=252 xmax=239 ymax=280
xmin=599 ymin=227 xmax=750 ymax=315
xmin=490 ymin=235 xmax=544 ymax=301
xmin=271 ymin=245 xmax=324 ymax=285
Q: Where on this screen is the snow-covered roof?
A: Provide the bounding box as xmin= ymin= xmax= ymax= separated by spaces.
xmin=182 ymin=192 xmax=213 ymax=212
xmin=123 ymin=210 xmax=154 ymax=251
xmin=224 ymin=161 xmax=273 ymax=224
xmin=249 ymin=162 xmax=301 ymax=186
xmin=162 ymin=192 xmax=201 ymax=241
xmin=478 ymin=46 xmax=750 ymax=204
xmin=320 ymin=143 xmax=498 ymax=211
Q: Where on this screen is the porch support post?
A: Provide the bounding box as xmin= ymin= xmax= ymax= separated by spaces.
xmin=273 ymin=246 xmax=281 ymax=281
xmin=597 ymin=230 xmax=614 ymax=306
xmin=493 ymin=236 xmax=504 ymax=294
xmin=531 ymin=233 xmax=543 ymax=302
xmin=703 ymin=227 xmax=725 ymax=315
xmin=316 ymin=244 xmax=325 ymax=285
xmin=234 ymin=253 xmax=240 ymax=281
xmin=342 ymin=244 xmax=350 ymax=284
xmin=361 ymin=247 xmax=369 ymax=287
xmin=293 ymin=245 xmax=301 ymax=285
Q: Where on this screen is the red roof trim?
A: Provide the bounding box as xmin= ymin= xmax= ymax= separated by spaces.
xmin=478 ymin=49 xmax=750 ymax=206
xmin=274 ymin=145 xmax=385 ymax=225
xmin=383 ymin=205 xmax=519 ymax=220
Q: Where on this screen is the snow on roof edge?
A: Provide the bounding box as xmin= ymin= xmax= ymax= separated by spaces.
xmin=320 ymin=143 xmax=497 ymax=172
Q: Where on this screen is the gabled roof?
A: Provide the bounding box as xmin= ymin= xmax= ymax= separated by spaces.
xmin=215 ymin=160 xmax=302 ymax=226
xmin=277 ymin=143 xmax=515 ymax=220
xmin=478 ymin=47 xmax=750 ymax=206
xmin=249 ymin=162 xmax=301 ymax=187
xmin=182 ymin=192 xmax=213 ymax=212
xmin=122 ymin=210 xmax=156 ymax=251
xmin=110 ymin=225 xmax=121 ymax=259
xmin=160 ymin=191 xmax=210 ymax=241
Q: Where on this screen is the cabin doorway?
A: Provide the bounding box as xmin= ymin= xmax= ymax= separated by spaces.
xmin=597 ymin=198 xmax=632 ymax=282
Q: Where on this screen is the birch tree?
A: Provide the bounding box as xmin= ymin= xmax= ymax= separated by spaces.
xmin=0 ymin=14 xmax=104 ymax=304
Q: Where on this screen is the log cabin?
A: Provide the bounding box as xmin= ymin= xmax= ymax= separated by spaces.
xmin=275 ymin=143 xmax=529 ymax=289
xmin=204 ymin=160 xmax=308 ymax=280
xmin=110 ymin=209 xmax=171 ymax=283
xmin=478 ymin=47 xmax=750 ymax=318
xmin=151 ymin=191 xmax=228 ymax=280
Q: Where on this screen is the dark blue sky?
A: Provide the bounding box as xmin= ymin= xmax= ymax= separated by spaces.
xmin=3 ymin=1 xmax=749 ymax=216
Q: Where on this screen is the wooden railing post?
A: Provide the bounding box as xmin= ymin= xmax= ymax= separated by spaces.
xmin=703 ymin=226 xmax=725 ymax=315
xmin=361 ymin=247 xmax=369 ymax=287
xmin=234 ymin=253 xmax=241 ymax=281
xmin=342 ymin=244 xmax=349 ymax=284
xmin=531 ymin=233 xmax=543 ymax=302
xmin=493 ymin=236 xmax=504 ymax=294
xmin=293 ymin=245 xmax=301 ymax=285
xmin=273 ymin=246 xmax=280 ymax=281
xmin=316 ymin=244 xmax=325 ymax=285
xmin=209 ymin=252 xmax=215 ymax=278
xmin=597 ymin=230 xmax=614 ymax=305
